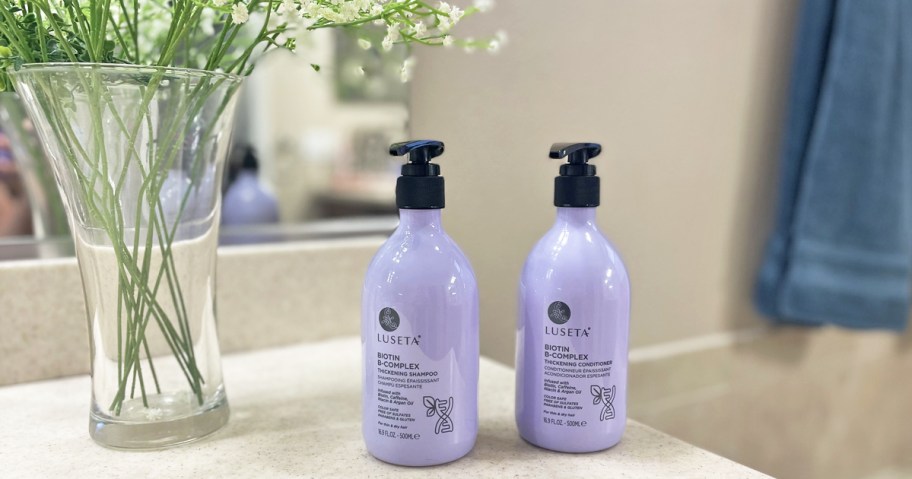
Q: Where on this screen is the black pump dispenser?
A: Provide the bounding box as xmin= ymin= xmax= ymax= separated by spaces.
xmin=551 ymin=142 xmax=602 ymax=207
xmin=391 ymin=140 xmax=446 ymax=209
xmin=241 ymin=146 xmax=260 ymax=171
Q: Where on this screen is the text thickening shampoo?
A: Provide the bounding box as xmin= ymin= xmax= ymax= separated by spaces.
xmin=362 ymin=140 xmax=479 ymax=466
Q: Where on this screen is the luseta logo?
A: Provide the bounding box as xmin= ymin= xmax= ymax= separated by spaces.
xmin=545 ymin=300 xmax=590 ymax=337
xmin=379 ymin=307 xmax=400 ymax=332
xmin=548 ymin=301 xmax=571 ymax=325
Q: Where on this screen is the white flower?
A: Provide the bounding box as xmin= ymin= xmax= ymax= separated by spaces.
xmin=340 ymin=3 xmax=359 ymax=21
xmin=386 ymin=23 xmax=401 ymax=42
xmin=212 ymin=0 xmax=228 ymax=6
xmin=231 ymin=3 xmax=249 ymax=24
xmin=442 ymin=35 xmax=454 ymax=47
xmin=413 ymin=21 xmax=426 ymax=36
xmin=488 ymin=31 xmax=507 ymax=53
xmin=438 ymin=1 xmax=452 ymax=14
xmin=400 ymin=56 xmax=416 ymax=83
xmin=300 ymin=0 xmax=319 ymax=17
xmin=449 ymin=6 xmax=464 ymax=22
xmin=381 ymin=36 xmax=393 ymax=51
xmin=438 ymin=16 xmax=451 ymax=31
xmin=358 ymin=38 xmax=372 ymax=50
xmin=474 ymin=0 xmax=494 ymax=12
xmin=370 ymin=4 xmax=383 ymax=16
xmin=320 ymin=5 xmax=344 ymax=22
xmin=277 ymin=0 xmax=296 ymax=15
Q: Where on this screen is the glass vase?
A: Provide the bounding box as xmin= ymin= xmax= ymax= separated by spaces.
xmin=11 ymin=64 xmax=242 ymax=449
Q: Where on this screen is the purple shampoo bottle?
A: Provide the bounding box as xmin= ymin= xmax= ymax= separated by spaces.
xmin=362 ymin=140 xmax=479 ymax=466
xmin=516 ymin=142 xmax=630 ymax=453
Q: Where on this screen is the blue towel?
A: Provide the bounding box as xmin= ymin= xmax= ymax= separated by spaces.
xmin=756 ymin=0 xmax=912 ymax=330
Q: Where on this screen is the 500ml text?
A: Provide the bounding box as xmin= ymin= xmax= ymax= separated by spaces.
xmin=379 ymin=428 xmax=421 ymax=440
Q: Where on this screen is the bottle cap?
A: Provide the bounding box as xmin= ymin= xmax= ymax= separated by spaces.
xmin=551 ymin=142 xmax=601 ymax=207
xmin=390 ymin=140 xmax=446 ymax=209
xmin=241 ymin=146 xmax=259 ymax=171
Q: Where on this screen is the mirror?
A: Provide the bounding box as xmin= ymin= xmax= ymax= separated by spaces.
xmin=0 ymin=28 xmax=406 ymax=261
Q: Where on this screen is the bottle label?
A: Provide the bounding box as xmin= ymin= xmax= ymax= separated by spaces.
xmin=541 ymin=301 xmax=615 ymax=427
xmin=372 ymin=307 xmax=453 ymax=440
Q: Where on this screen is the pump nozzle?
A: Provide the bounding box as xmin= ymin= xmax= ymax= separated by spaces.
xmin=390 ymin=140 xmax=445 ymax=177
xmin=549 ymin=142 xmax=602 ymax=164
xmin=391 ymin=139 xmax=446 ymax=209
xmin=551 ymin=141 xmax=602 ymax=208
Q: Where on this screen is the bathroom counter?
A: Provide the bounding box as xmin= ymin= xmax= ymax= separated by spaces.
xmin=0 ymin=337 xmax=768 ymax=478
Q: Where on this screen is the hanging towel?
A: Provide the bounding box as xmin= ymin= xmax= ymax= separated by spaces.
xmin=756 ymin=0 xmax=912 ymax=330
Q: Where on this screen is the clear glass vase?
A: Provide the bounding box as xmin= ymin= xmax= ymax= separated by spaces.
xmin=11 ymin=64 xmax=243 ymax=449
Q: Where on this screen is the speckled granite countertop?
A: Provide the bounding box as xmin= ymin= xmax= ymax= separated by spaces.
xmin=0 ymin=337 xmax=768 ymax=478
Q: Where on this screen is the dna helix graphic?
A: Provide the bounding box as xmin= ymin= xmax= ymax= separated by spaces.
xmin=423 ymin=396 xmax=454 ymax=434
xmin=590 ymin=384 xmax=616 ymax=421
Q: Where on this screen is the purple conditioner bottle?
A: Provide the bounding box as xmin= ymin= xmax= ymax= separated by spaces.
xmin=516 ymin=142 xmax=630 ymax=453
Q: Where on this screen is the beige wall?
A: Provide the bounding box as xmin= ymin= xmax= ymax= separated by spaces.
xmin=411 ymin=0 xmax=799 ymax=364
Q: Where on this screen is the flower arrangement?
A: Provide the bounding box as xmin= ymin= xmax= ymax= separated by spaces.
xmin=0 ymin=0 xmax=503 ymax=91
xmin=0 ymin=0 xmax=501 ymax=447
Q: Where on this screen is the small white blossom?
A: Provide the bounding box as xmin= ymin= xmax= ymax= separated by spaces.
xmin=438 ymin=16 xmax=451 ymax=31
xmin=474 ymin=0 xmax=494 ymax=12
xmin=386 ymin=23 xmax=401 ymax=42
xmin=300 ymin=0 xmax=319 ymax=17
xmin=277 ymin=0 xmax=296 ymax=15
xmin=340 ymin=3 xmax=359 ymax=21
xmin=413 ymin=21 xmax=426 ymax=36
xmin=358 ymin=38 xmax=372 ymax=50
xmin=438 ymin=1 xmax=452 ymax=14
xmin=400 ymin=56 xmax=416 ymax=83
xmin=212 ymin=0 xmax=228 ymax=6
xmin=449 ymin=6 xmax=464 ymax=22
xmin=383 ymin=23 xmax=401 ymax=50
xmin=370 ymin=4 xmax=383 ymax=15
xmin=442 ymin=35 xmax=454 ymax=47
xmin=231 ymin=3 xmax=249 ymax=24
xmin=320 ymin=5 xmax=344 ymax=22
